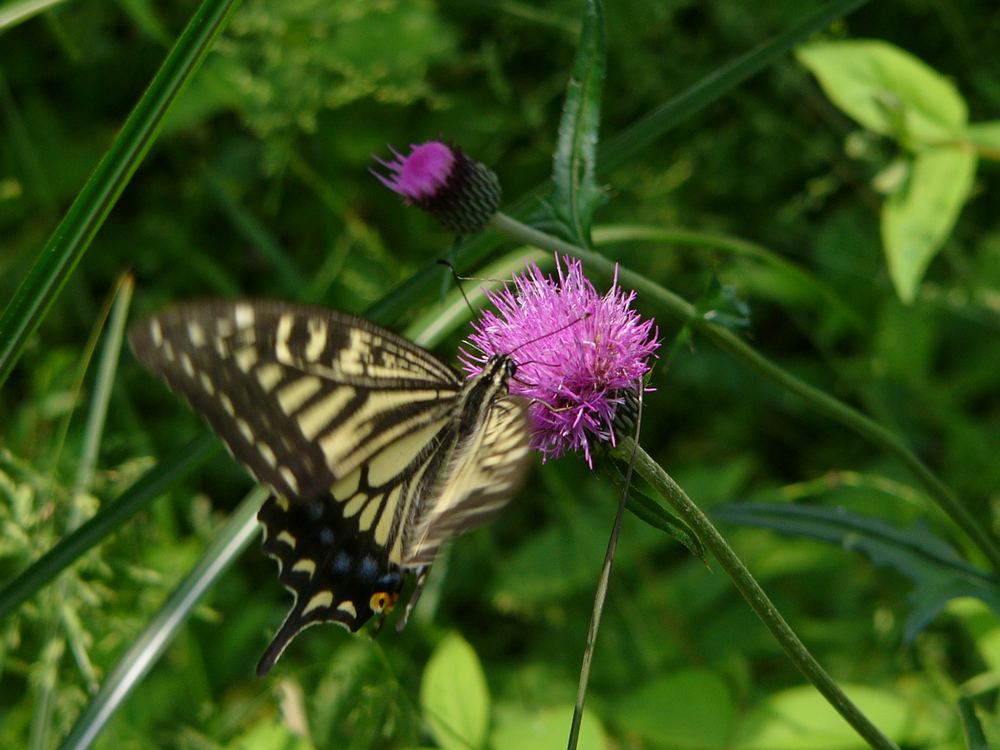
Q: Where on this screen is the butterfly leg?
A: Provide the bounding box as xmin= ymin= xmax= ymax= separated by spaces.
xmin=395 ymin=565 xmax=431 ymax=632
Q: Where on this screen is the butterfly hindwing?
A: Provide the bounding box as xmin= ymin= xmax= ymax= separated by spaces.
xmin=405 ymin=395 xmax=531 ymax=567
xmin=255 ymin=495 xmax=406 ymax=675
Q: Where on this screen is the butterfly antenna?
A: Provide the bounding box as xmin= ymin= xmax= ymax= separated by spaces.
xmin=508 ymin=311 xmax=591 ymax=357
xmin=437 ymin=259 xmax=476 ymax=317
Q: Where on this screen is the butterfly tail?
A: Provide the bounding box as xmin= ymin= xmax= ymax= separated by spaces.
xmin=256 ymin=603 xmax=315 ymax=676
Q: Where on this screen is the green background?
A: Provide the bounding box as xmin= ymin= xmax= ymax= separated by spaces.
xmin=2 ymin=0 xmax=999 ymax=747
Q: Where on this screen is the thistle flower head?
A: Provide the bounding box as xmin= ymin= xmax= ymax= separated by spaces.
xmin=372 ymin=141 xmax=455 ymax=202
xmin=372 ymin=141 xmax=502 ymax=234
xmin=461 ymin=256 xmax=660 ymax=466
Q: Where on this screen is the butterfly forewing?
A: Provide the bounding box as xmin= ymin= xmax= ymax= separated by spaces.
xmin=129 ymin=299 xmax=532 ymax=673
xmin=129 ymin=300 xmax=463 ymax=497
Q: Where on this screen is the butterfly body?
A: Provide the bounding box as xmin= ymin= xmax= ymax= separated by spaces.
xmin=129 ymin=300 xmax=532 ymax=674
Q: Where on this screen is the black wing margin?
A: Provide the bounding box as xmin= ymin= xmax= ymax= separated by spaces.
xmin=255 ymin=495 xmax=406 ymax=675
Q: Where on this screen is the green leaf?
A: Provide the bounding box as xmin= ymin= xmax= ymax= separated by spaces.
xmin=544 ymin=0 xmax=606 ymax=248
xmin=614 ymin=668 xmax=734 ymax=748
xmin=626 ymin=486 xmax=707 ymax=563
xmin=696 ymin=275 xmax=752 ymax=332
xmin=225 ymin=719 xmax=315 ymax=750
xmin=713 ymin=502 xmax=1000 ymax=640
xmin=797 ymin=40 xmax=967 ymax=145
xmin=881 ymin=146 xmax=976 ymax=303
xmin=0 ymin=0 xmax=240 ymax=388
xmin=958 ymin=697 xmax=988 ymax=750
xmin=732 ymin=684 xmax=912 ymax=749
xmin=491 ymin=705 xmax=605 ymax=750
xmin=967 ymin=120 xmax=1000 ymax=151
xmin=601 ymin=455 xmax=707 ymax=562
xmin=421 ymin=634 xmax=490 ymax=750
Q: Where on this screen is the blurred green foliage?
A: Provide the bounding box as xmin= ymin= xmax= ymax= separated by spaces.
xmin=3 ymin=0 xmax=1000 ymax=748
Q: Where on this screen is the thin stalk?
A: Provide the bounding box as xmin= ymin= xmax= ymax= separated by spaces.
xmin=567 ymin=393 xmax=641 ymax=750
xmin=591 ymin=224 xmax=864 ymax=331
xmin=488 ymin=212 xmax=1000 ymax=574
xmin=620 ymin=438 xmax=899 ymax=750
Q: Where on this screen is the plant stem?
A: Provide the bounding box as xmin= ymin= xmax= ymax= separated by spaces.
xmin=619 ymin=438 xmax=900 ymax=750
xmin=567 ymin=394 xmax=641 ymax=750
xmin=488 ymin=212 xmax=1000 ymax=575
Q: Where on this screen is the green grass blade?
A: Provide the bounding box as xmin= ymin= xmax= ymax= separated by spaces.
xmin=0 ymin=68 xmax=55 ymax=212
xmin=958 ymin=697 xmax=988 ymax=750
xmin=204 ymin=173 xmax=309 ymax=296
xmin=713 ymin=502 xmax=994 ymax=583
xmin=366 ymin=0 xmax=871 ymax=325
xmin=0 ymin=433 xmax=219 ymax=620
xmin=0 ymin=0 xmax=66 ymax=33
xmin=714 ymin=502 xmax=1000 ymax=640
xmin=72 ymin=276 xmax=134 ymax=498
xmin=56 ymin=487 xmax=265 ymax=750
xmin=0 ymin=0 xmax=241 ymax=388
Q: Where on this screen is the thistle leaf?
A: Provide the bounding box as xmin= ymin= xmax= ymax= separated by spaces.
xmin=543 ymin=0 xmax=606 ymax=248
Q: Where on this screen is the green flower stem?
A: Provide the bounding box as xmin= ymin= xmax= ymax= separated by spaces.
xmin=568 ymin=425 xmax=637 ymax=750
xmin=488 ymin=212 xmax=1000 ymax=575
xmin=618 ymin=437 xmax=899 ymax=750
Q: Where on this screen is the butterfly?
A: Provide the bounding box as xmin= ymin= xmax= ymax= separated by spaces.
xmin=128 ymin=299 xmax=533 ymax=675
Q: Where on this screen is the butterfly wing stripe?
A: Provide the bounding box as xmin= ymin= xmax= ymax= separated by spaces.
xmin=403 ymin=396 xmax=532 ymax=568
xmin=131 ymin=319 xmax=336 ymax=500
xmin=130 ymin=301 xmax=463 ymax=487
xmin=332 ymin=418 xmax=455 ymax=566
xmin=318 ymin=390 xmax=455 ymax=473
xmin=387 ymin=438 xmax=450 ymax=565
xmin=256 ymin=305 xmax=459 ymax=386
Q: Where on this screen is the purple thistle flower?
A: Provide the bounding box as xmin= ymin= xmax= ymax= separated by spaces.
xmin=461 ymin=256 xmax=660 ymax=466
xmin=372 ymin=141 xmax=456 ymax=202
xmin=372 ymin=141 xmax=502 ymax=234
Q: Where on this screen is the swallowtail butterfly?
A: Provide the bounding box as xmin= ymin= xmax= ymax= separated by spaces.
xmin=129 ymin=300 xmax=532 ymax=674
